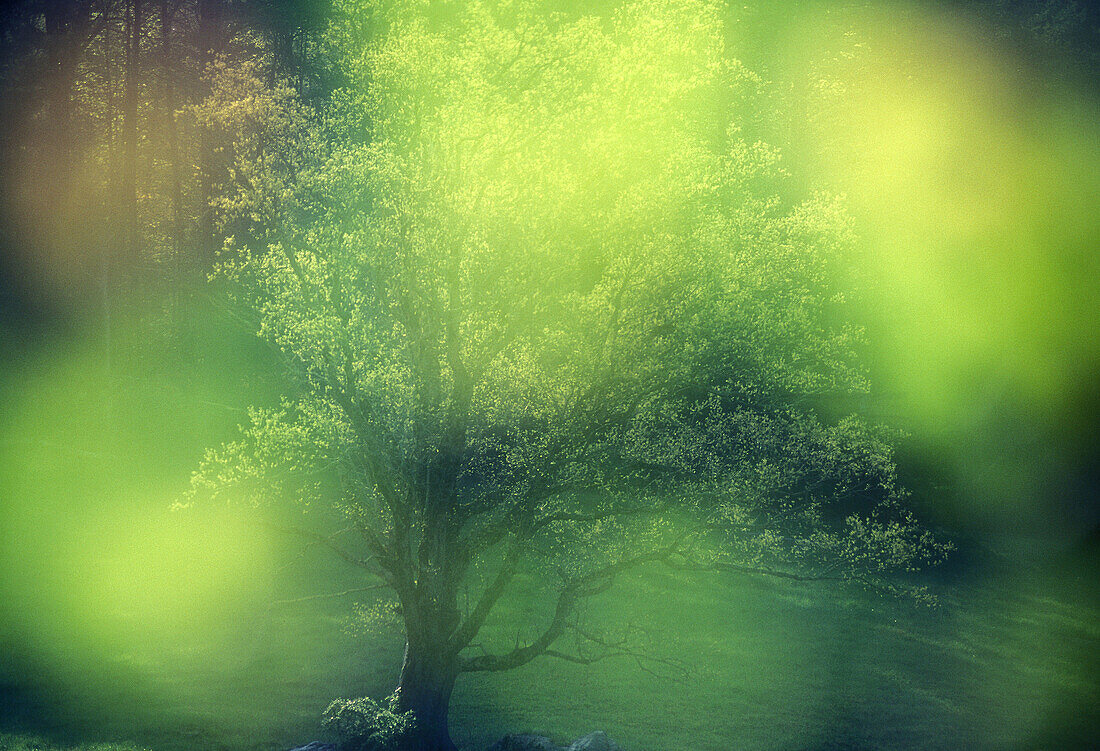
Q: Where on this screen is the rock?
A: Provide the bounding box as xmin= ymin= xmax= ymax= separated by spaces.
xmin=566 ymin=731 xmax=621 ymax=751
xmin=289 ymin=743 xmax=337 ymax=751
xmin=488 ymin=730 xmax=622 ymax=751
xmin=488 ymin=733 xmax=563 ymax=751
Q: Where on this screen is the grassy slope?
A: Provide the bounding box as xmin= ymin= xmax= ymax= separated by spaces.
xmin=2 ymin=562 xmax=1097 ymax=751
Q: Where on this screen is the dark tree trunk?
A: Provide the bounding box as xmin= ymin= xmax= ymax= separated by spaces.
xmin=160 ymin=0 xmax=183 ymax=309
xmin=395 ymin=639 xmax=459 ymax=751
xmin=122 ymin=0 xmax=143 ymax=279
xmin=42 ymin=2 xmax=74 ymax=170
xmin=393 ymin=520 xmax=463 ymax=751
xmin=197 ymin=0 xmax=224 ymax=264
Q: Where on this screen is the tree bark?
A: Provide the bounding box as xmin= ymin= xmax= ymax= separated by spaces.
xmin=391 ymin=506 xmax=463 ymax=751
xmin=394 ymin=637 xmax=459 ymax=751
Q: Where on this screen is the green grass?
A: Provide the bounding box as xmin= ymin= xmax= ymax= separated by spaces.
xmin=2 ymin=561 xmax=1097 ymax=751
xmin=0 ymin=733 xmax=150 ymax=751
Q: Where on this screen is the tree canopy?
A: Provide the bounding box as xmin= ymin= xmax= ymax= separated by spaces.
xmin=188 ymin=1 xmax=949 ymax=748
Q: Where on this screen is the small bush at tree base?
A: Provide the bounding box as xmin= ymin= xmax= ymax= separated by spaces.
xmin=322 ymin=691 xmax=416 ymax=751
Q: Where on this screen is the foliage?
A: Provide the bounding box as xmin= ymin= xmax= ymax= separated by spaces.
xmin=322 ymin=692 xmax=416 ymax=751
xmin=193 ymin=0 xmax=946 ymax=598
xmin=186 ymin=0 xmax=952 ymax=746
xmin=193 ymin=46 xmax=329 ymax=243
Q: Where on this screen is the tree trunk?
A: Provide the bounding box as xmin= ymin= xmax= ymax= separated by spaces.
xmin=395 ymin=639 xmax=459 ymax=751
xmin=160 ymin=0 xmax=183 ymax=320
xmin=122 ymin=0 xmax=142 ymax=280
xmin=42 ymin=2 xmax=74 ymax=172
xmin=197 ymin=0 xmax=225 ymax=264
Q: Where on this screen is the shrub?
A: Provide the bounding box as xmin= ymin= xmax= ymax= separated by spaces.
xmin=321 ymin=691 xmax=415 ymax=751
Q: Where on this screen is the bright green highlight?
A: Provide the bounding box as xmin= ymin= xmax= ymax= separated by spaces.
xmin=775 ymin=2 xmax=1100 ymax=531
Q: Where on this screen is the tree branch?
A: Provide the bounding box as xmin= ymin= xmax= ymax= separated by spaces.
xmin=528 ymin=498 xmax=672 ymax=537
xmin=262 ymin=520 xmax=389 ymax=580
xmin=665 ymin=556 xmax=896 ymax=596
xmin=546 ymin=624 xmax=691 ymax=682
xmin=269 ymin=584 xmax=388 ymax=608
xmin=457 ymin=541 xmax=688 ymax=673
xmin=448 ymin=540 xmax=524 ymax=652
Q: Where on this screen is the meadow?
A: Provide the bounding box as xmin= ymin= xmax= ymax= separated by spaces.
xmin=2 ymin=552 xmax=1096 ymax=751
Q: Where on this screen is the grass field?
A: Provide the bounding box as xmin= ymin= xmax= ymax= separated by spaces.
xmin=2 ymin=553 xmax=1097 ymax=751
xmin=0 ymin=735 xmax=150 ymax=751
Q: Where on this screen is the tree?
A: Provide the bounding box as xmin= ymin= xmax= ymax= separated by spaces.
xmin=189 ymin=2 xmax=949 ymax=749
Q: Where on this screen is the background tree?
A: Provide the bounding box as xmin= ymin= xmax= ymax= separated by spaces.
xmin=189 ymin=2 xmax=950 ymax=750
xmin=0 ymin=0 xmax=335 ymax=353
